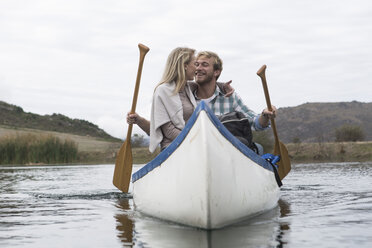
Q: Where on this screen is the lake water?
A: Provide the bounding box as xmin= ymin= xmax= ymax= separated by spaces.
xmin=1 ymin=162 xmax=372 ymax=248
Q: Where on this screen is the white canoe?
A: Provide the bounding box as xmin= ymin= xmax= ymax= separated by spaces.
xmin=132 ymin=101 xmax=281 ymax=229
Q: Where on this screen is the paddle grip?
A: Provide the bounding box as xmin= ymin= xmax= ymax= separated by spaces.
xmin=256 ymin=65 xmax=273 ymax=111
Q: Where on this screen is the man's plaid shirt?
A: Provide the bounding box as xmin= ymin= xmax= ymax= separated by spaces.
xmin=194 ymin=86 xmax=266 ymax=131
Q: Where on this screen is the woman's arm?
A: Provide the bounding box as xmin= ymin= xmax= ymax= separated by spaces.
xmin=160 ymin=121 xmax=182 ymax=141
xmin=127 ymin=112 xmax=150 ymax=136
xmin=216 ymin=80 xmax=234 ymax=97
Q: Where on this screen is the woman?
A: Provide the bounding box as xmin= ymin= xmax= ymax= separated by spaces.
xmin=127 ymin=47 xmax=233 ymax=152
xmin=149 ymin=47 xmax=198 ymax=152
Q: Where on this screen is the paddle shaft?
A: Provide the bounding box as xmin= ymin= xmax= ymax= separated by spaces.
xmin=126 ymin=43 xmax=150 ymax=140
xmin=257 ymin=65 xmax=280 ymax=146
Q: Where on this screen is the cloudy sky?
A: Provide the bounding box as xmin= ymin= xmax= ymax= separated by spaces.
xmin=0 ymin=0 xmax=371 ymax=139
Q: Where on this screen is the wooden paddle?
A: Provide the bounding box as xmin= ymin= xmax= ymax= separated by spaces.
xmin=113 ymin=43 xmax=150 ymax=192
xmin=257 ymin=65 xmax=291 ymax=180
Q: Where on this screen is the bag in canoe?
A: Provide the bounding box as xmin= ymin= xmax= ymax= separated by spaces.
xmin=217 ymin=111 xmax=259 ymax=154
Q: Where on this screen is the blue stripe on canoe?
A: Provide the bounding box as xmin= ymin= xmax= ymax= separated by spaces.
xmin=132 ymin=101 xmax=274 ymax=182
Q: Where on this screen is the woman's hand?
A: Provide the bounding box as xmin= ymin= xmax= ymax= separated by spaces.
xmin=126 ymin=112 xmax=151 ymax=136
xmin=223 ymin=80 xmax=234 ymax=97
xmin=127 ymin=112 xmax=140 ymax=124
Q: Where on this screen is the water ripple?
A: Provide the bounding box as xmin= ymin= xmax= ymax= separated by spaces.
xmin=29 ymin=191 xmax=132 ymax=200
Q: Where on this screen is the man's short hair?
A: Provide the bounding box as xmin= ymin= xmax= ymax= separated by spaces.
xmin=197 ymin=51 xmax=223 ymax=72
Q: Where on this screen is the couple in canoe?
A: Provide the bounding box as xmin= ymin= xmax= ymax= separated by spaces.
xmin=127 ymin=47 xmax=277 ymax=153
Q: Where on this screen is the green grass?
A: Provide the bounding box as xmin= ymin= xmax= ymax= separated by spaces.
xmin=132 ymin=147 xmax=160 ymax=164
xmin=0 ymin=134 xmax=78 ymax=165
xmin=286 ymin=141 xmax=372 ymax=163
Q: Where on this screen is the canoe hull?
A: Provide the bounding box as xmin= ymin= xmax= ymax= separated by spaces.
xmin=132 ymin=102 xmax=280 ymax=229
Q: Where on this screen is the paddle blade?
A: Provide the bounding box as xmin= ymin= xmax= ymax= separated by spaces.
xmin=273 ymin=141 xmax=291 ymax=180
xmin=113 ymin=140 xmax=133 ymax=192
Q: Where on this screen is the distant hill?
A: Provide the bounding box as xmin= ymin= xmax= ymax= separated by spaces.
xmin=275 ymin=101 xmax=372 ymax=143
xmin=0 ymin=100 xmax=119 ymax=141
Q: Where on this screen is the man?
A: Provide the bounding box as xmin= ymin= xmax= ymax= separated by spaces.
xmin=193 ymin=51 xmax=275 ymax=131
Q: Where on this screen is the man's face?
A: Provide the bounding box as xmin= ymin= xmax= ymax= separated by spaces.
xmin=195 ymin=56 xmax=218 ymax=85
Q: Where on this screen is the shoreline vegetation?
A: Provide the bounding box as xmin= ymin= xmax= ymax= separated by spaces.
xmin=0 ymin=134 xmax=78 ymax=165
xmin=286 ymin=141 xmax=372 ymax=163
xmin=0 ymin=126 xmax=122 ymax=165
xmin=130 ymin=141 xmax=372 ymax=165
xmin=0 ymin=126 xmax=371 ymax=166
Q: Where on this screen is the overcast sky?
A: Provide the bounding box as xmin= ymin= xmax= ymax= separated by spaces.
xmin=0 ymin=0 xmax=371 ymax=139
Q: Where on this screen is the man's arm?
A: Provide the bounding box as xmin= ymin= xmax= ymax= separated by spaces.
xmin=232 ymin=92 xmax=278 ymax=131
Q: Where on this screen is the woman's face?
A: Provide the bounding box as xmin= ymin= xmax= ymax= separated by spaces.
xmin=185 ymin=55 xmax=196 ymax=81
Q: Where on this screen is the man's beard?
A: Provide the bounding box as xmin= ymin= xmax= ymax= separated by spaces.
xmin=195 ymin=72 xmax=214 ymax=85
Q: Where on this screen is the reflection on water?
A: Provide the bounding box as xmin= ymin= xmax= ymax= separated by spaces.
xmin=115 ymin=199 xmax=134 ymax=247
xmin=1 ymin=162 xmax=372 ymax=247
xmin=114 ymin=198 xmax=291 ymax=248
xmin=276 ymin=199 xmax=290 ymax=247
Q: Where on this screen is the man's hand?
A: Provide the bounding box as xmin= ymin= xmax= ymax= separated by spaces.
xmin=261 ymin=105 xmax=277 ymax=120
xmin=259 ymin=105 xmax=277 ymax=128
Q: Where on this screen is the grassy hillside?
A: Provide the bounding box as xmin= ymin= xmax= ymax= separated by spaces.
xmin=0 ymin=100 xmax=156 ymax=165
xmin=0 ymin=126 xmax=116 ymax=152
xmin=0 ymin=101 xmax=119 ymax=141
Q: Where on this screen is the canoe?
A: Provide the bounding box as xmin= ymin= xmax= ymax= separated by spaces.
xmin=132 ymin=101 xmax=282 ymax=229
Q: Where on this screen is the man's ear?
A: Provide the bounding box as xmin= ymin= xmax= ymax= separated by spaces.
xmin=214 ymin=70 xmax=221 ymax=79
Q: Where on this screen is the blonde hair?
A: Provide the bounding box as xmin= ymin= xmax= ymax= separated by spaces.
xmin=156 ymin=47 xmax=195 ymax=93
xmin=196 ymin=51 xmax=223 ymax=80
